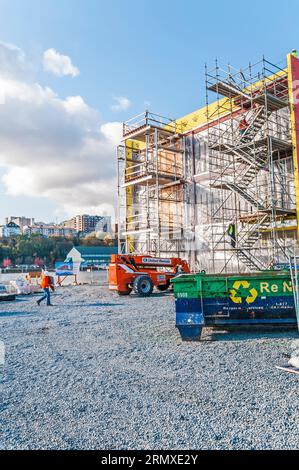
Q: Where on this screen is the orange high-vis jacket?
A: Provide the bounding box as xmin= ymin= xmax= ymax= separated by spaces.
xmin=239 ymin=118 xmax=248 ymax=130
xmin=41 ymin=275 xmax=52 ymax=289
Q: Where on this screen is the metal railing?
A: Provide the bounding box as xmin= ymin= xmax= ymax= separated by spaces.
xmin=123 ymin=111 xmax=181 ymax=137
xmin=125 ymin=160 xmax=183 ymax=182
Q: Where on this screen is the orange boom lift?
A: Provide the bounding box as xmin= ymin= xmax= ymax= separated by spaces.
xmin=108 ymin=254 xmax=190 ymax=297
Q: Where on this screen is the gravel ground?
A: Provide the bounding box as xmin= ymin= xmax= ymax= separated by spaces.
xmin=1 ymin=274 xmax=299 ymax=450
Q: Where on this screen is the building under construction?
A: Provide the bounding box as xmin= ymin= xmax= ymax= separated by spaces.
xmin=117 ymin=53 xmax=299 ymax=273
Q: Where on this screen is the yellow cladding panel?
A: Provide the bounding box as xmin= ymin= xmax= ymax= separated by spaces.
xmin=175 ymin=97 xmax=231 ymax=133
xmin=125 ymin=139 xmax=141 ymax=252
xmin=287 ymin=53 xmax=299 ymax=238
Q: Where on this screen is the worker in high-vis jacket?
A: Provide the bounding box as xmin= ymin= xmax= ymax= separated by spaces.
xmin=292 ymin=49 xmax=298 ymax=58
xmin=228 ymin=223 xmax=237 ymax=248
xmin=37 ymin=270 xmax=54 ymax=306
xmin=239 ymin=116 xmax=248 ymax=137
xmin=175 ymin=264 xmax=184 ymax=275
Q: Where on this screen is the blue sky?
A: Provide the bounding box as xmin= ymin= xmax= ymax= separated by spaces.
xmin=0 ymin=0 xmax=298 ymax=224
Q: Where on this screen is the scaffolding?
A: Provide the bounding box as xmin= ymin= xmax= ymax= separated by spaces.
xmin=118 ymin=56 xmax=298 ymax=273
xmin=204 ymin=57 xmax=296 ymax=273
xmin=118 ymin=111 xmax=197 ymax=260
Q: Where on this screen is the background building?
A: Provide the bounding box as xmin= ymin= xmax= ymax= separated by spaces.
xmin=0 ymin=221 xmax=22 ymax=237
xmin=66 ymin=245 xmax=117 ymax=267
xmin=64 ymin=215 xmax=112 ymax=235
xmin=23 ymin=225 xmax=77 ymax=238
xmin=5 ymin=216 xmax=35 ymax=231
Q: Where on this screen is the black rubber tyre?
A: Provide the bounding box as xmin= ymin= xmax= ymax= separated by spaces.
xmin=133 ymin=275 xmax=154 ymax=297
xmin=156 ymin=280 xmax=170 ymax=292
xmin=118 ymin=287 xmax=132 ymax=296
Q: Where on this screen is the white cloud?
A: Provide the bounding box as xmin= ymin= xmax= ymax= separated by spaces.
xmin=43 ymin=48 xmax=80 ymax=77
xmin=0 ymin=41 xmax=26 ymax=78
xmin=101 ymin=122 xmax=123 ymax=146
xmin=0 ymin=42 xmax=122 ymax=219
xmin=110 ymin=96 xmax=131 ymax=112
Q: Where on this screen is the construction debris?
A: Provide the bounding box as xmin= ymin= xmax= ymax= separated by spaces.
xmin=0 ymin=285 xmax=16 ymax=301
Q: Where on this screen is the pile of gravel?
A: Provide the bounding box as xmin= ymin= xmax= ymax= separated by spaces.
xmin=1 ymin=277 xmax=299 ymax=450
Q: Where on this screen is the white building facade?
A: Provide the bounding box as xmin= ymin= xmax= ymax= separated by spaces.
xmin=23 ymin=225 xmax=77 ymax=238
xmin=0 ymin=222 xmax=22 ymax=237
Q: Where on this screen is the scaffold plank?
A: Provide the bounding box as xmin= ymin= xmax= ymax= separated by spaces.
xmin=208 ymin=81 xmax=251 ymax=99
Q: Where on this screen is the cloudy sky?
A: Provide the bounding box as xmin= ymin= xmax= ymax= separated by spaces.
xmin=0 ymin=0 xmax=297 ymax=223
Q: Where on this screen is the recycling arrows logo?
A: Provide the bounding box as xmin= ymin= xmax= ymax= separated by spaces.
xmin=229 ymin=280 xmax=258 ymax=305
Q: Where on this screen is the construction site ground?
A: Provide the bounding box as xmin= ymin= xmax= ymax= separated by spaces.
xmin=1 ymin=272 xmax=299 ymax=450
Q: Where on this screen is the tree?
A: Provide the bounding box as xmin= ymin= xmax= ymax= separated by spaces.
xmin=81 ymin=234 xmax=103 ymax=246
xmin=3 ymin=258 xmax=12 ymax=268
xmin=0 ymin=235 xmax=75 ymax=266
